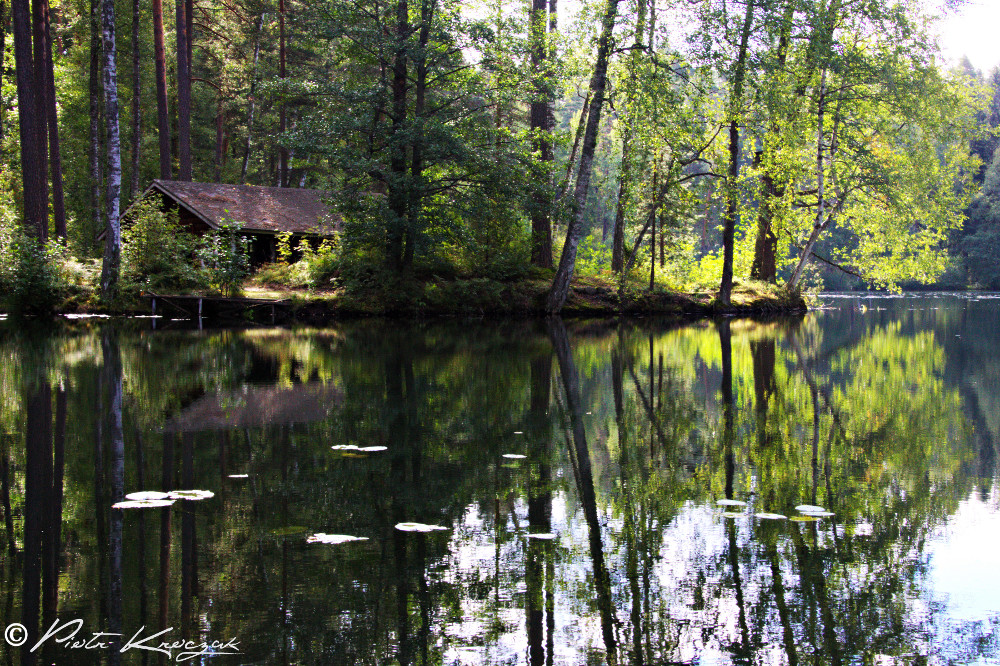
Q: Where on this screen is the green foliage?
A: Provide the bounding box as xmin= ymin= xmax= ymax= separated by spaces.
xmin=0 ymin=222 xmax=71 ymax=315
xmin=197 ymin=220 xmax=250 ymax=297
xmin=121 ymin=198 xmax=205 ymax=293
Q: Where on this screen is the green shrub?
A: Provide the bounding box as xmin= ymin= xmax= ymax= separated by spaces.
xmin=121 ymin=198 xmax=205 ymax=293
xmin=0 ymin=224 xmax=71 ymax=315
xmin=197 ymin=220 xmax=251 ymax=297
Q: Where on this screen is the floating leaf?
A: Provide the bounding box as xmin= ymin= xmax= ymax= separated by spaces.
xmin=502 ymin=454 xmax=526 ymax=459
xmin=524 ymin=533 xmax=557 ymax=540
xmin=395 ymin=522 xmax=448 ymax=532
xmin=721 ymin=512 xmax=746 ymax=519
xmin=306 ymin=533 xmax=369 ymax=545
xmin=270 ymin=526 xmax=309 ymax=537
xmin=359 ymin=446 xmax=387 ymax=453
xmin=800 ymin=510 xmax=835 ymax=517
xmin=113 ymin=499 xmax=175 ymax=509
xmin=755 ymin=513 xmax=787 ymax=520
xmin=125 ymin=491 xmax=170 ymax=501
xmin=717 ymin=499 xmax=747 ymax=507
xmin=227 ymin=474 xmax=249 ymax=479
xmin=790 ymin=515 xmax=821 ymax=522
xmin=167 ymin=490 xmax=215 ymax=501
xmin=332 ymin=445 xmax=360 ymax=451
xmin=795 ymin=504 xmax=826 ymax=513
xmin=513 ymin=431 xmax=524 ymax=435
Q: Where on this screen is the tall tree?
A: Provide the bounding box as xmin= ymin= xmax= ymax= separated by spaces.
xmin=546 ymin=0 xmax=621 ymax=313
xmin=175 ymin=0 xmax=192 ymax=180
xmin=129 ymin=0 xmax=141 ymax=199
xmin=278 ymin=0 xmax=288 ymax=187
xmin=100 ymin=0 xmax=122 ymax=298
xmin=89 ymin=0 xmax=103 ymax=240
xmin=528 ymin=0 xmax=553 ymax=268
xmin=240 ymin=12 xmax=264 ymax=184
xmin=40 ymin=0 xmax=66 ymax=240
xmin=152 ymin=0 xmax=171 ymax=178
xmin=12 ymin=0 xmax=48 ymax=239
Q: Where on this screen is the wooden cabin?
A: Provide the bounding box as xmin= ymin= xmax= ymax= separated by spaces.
xmin=124 ymin=179 xmax=341 ymax=264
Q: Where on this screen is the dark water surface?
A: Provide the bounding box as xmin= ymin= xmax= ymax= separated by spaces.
xmin=1 ymin=293 xmax=1000 ymax=665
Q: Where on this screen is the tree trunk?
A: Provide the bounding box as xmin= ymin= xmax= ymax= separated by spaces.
xmin=546 ymin=0 xmax=620 ymax=313
xmin=152 ymin=0 xmax=170 ymax=178
xmin=717 ymin=0 xmax=755 ymax=306
xmin=404 ymin=0 xmax=434 ymax=270
xmin=240 ymin=13 xmax=264 ymax=184
xmin=100 ymin=0 xmax=122 ymax=298
xmin=89 ymin=0 xmax=103 ymax=240
xmin=215 ymin=97 xmax=224 ymax=181
xmin=278 ymin=0 xmax=288 ymax=187
xmin=41 ymin=0 xmax=65 ymax=240
xmin=12 ymin=0 xmax=48 ymax=239
xmin=386 ymin=0 xmax=409 ymax=271
xmin=31 ymin=0 xmax=49 ymax=238
xmin=611 ymin=0 xmax=646 ymax=274
xmin=175 ymin=0 xmax=191 ymax=180
xmin=555 ymin=90 xmax=589 ymax=204
xmin=129 ymin=0 xmax=140 ymax=199
xmin=529 ymin=0 xmax=552 ymax=268
xmin=787 ymin=68 xmax=827 ymax=291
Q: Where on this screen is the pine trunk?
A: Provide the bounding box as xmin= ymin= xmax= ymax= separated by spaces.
xmin=12 ymin=0 xmax=47 ymax=239
xmin=41 ymin=0 xmax=66 ymax=240
xmin=152 ymin=0 xmax=170 ymax=178
xmin=386 ymin=0 xmax=408 ymax=271
xmin=278 ymin=0 xmax=288 ymax=187
xmin=240 ymin=13 xmax=264 ymax=184
xmin=175 ymin=0 xmax=191 ymax=180
xmin=545 ymin=0 xmax=620 ymax=313
xmin=129 ymin=0 xmax=140 ymax=199
xmin=100 ymin=0 xmax=122 ymax=298
xmin=89 ymin=0 xmax=103 ymax=241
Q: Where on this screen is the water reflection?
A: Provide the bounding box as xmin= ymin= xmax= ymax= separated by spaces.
xmin=0 ymin=297 xmax=998 ymax=664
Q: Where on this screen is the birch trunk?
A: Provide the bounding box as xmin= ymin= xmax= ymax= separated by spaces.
xmin=100 ymin=0 xmax=122 ymax=298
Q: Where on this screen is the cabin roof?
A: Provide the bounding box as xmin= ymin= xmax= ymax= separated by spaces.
xmin=138 ymin=179 xmax=340 ymax=236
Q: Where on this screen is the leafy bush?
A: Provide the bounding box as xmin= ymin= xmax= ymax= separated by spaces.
xmin=197 ymin=220 xmax=250 ymax=297
xmin=0 ymin=223 xmax=71 ymax=315
xmin=121 ymin=198 xmax=205 ymax=293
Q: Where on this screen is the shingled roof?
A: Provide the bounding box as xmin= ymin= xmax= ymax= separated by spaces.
xmin=139 ymin=179 xmax=340 ymax=236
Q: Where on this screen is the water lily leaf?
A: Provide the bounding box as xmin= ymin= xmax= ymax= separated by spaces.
xmin=717 ymin=499 xmax=747 ymax=507
xmin=524 ymin=533 xmax=557 ymax=540
xmin=167 ymin=490 xmax=215 ymax=500
xmin=359 ymin=446 xmax=387 ymax=452
xmin=342 ymin=452 xmax=367 ymax=458
xmin=513 ymin=431 xmax=524 ymax=435
xmin=755 ymin=513 xmax=787 ymax=520
xmin=795 ymin=504 xmax=826 ymax=513
xmin=395 ymin=522 xmax=448 ymax=532
xmin=125 ymin=491 xmax=170 ymax=501
xmin=332 ymin=445 xmax=360 ymax=451
xmin=790 ymin=515 xmax=821 ymax=522
xmin=113 ymin=499 xmax=175 ymax=509
xmin=227 ymin=474 xmax=249 ymax=479
xmin=800 ymin=510 xmax=835 ymax=517
xmin=306 ymin=533 xmax=369 ymax=545
xmin=721 ymin=512 xmax=746 ymax=519
xmin=502 ymin=454 xmax=526 ymax=459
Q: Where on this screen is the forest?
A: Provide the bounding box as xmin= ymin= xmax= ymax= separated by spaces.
xmin=1 ymin=0 xmax=997 ymax=313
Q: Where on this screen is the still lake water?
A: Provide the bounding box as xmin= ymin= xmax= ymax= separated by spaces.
xmin=1 ymin=293 xmax=1000 ymax=664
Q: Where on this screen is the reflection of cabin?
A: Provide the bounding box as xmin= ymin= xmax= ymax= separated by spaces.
xmin=126 ymin=180 xmax=340 ymax=264
xmin=162 ymin=383 xmax=343 ymax=432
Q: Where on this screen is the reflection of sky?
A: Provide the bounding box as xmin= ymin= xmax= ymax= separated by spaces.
xmin=927 ymin=486 xmax=1000 ymax=623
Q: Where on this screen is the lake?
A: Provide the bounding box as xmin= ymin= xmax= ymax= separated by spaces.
xmin=1 ymin=293 xmax=999 ymax=665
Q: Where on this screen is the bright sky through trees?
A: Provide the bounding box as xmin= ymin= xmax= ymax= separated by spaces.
xmin=936 ymin=0 xmax=1000 ymax=73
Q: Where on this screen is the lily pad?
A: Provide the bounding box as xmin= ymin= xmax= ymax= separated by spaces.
xmin=502 ymin=454 xmax=526 ymax=459
xmin=790 ymin=515 xmax=821 ymax=522
xmin=524 ymin=533 xmax=557 ymax=540
xmin=125 ymin=491 xmax=170 ymax=501
xmin=359 ymin=446 xmax=387 ymax=453
xmin=795 ymin=504 xmax=826 ymax=513
xmin=800 ymin=510 xmax=835 ymax=517
xmin=227 ymin=474 xmax=249 ymax=479
xmin=167 ymin=489 xmax=215 ymax=501
xmin=513 ymin=431 xmax=524 ymax=435
xmin=332 ymin=444 xmax=360 ymax=451
xmin=306 ymin=533 xmax=369 ymax=545
xmin=755 ymin=512 xmax=787 ymax=520
xmin=395 ymin=522 xmax=448 ymax=532
xmin=721 ymin=512 xmax=746 ymax=519
xmin=113 ymin=499 xmax=175 ymax=509
xmin=717 ymin=499 xmax=747 ymax=507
